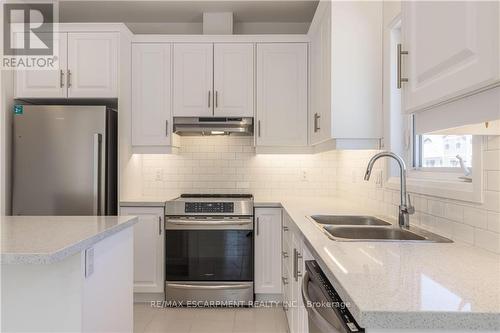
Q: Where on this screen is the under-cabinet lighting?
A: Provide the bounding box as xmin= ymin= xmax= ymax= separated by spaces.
xmin=210 ymin=131 xmax=227 ymax=135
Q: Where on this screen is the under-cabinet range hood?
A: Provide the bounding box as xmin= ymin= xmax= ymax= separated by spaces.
xmin=173 ymin=117 xmax=254 ymax=136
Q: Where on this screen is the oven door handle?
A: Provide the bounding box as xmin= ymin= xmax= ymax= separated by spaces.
xmin=167 ymin=218 xmax=253 ymax=226
xmin=302 ymin=271 xmax=345 ymax=333
xmin=167 ymin=283 xmax=252 ymax=290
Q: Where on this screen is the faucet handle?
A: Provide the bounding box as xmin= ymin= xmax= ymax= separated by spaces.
xmin=407 ymin=194 xmax=415 ymax=214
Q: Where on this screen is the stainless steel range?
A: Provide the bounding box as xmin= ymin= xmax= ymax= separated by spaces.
xmin=165 ymin=194 xmax=254 ymax=306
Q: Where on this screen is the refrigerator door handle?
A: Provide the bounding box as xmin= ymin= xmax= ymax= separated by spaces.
xmin=93 ymin=134 xmax=103 ymax=215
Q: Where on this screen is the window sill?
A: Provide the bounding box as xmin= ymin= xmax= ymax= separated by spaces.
xmin=385 ymin=174 xmax=483 ymax=203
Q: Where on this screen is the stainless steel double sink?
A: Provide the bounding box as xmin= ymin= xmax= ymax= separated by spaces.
xmin=308 ymin=215 xmax=452 ymax=243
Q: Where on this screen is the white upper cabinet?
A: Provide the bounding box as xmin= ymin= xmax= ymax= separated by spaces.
xmin=173 ymin=44 xmax=213 ymax=117
xmin=256 ymin=43 xmax=308 ymax=147
xmin=308 ymin=1 xmax=383 ymax=149
xmin=15 ymin=32 xmax=67 ymax=98
xmin=254 ymin=208 xmax=282 ymax=295
xmin=67 ymin=33 xmax=118 ymax=98
xmin=213 ymin=44 xmax=254 ymax=117
xmin=309 ymin=4 xmax=331 ymax=145
xmin=120 ymin=206 xmax=165 ymax=294
xmin=402 ymin=1 xmax=500 ymax=113
xmin=15 ymin=31 xmax=118 ymax=99
xmin=132 ymin=44 xmax=172 ymax=146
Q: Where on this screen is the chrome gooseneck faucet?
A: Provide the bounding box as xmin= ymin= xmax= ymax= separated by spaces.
xmin=364 ymin=152 xmax=415 ymax=229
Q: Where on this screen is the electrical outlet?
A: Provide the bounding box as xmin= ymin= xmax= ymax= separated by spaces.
xmin=301 ymin=170 xmax=308 ymax=182
xmin=155 ymin=169 xmax=163 ymax=181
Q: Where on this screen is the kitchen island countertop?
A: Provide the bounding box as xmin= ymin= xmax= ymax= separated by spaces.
xmin=0 ymin=215 xmax=138 ymax=264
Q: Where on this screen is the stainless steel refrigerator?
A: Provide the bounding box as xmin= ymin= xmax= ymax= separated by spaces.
xmin=12 ymin=105 xmax=117 ymax=216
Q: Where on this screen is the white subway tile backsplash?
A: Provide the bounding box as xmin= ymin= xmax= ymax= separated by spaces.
xmin=474 ymin=228 xmax=500 ymax=253
xmin=487 ymin=211 xmax=500 ymax=233
xmin=140 ymin=137 xmax=337 ymax=198
xmin=444 ymin=203 xmax=464 ymax=222
xmin=483 ymin=150 xmax=500 ymax=170
xmin=134 ymin=135 xmax=500 ymax=254
xmin=452 ymin=222 xmax=474 ymax=245
xmin=486 ymin=171 xmax=500 ymax=191
xmin=463 ymin=207 xmax=488 ymax=229
xmin=428 ymin=200 xmax=446 ymax=218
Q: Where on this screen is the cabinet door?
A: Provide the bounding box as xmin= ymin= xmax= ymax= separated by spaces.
xmin=132 ymin=44 xmax=172 ymax=146
xmin=402 ymin=1 xmax=499 ymax=113
xmin=173 ymin=44 xmax=213 ymax=117
xmin=309 ymin=3 xmax=332 ymax=145
xmin=255 ymin=208 xmax=282 ymax=294
xmin=14 ymin=32 xmax=67 ymax=98
xmin=256 ymin=43 xmax=308 ymax=146
xmin=214 ymin=44 xmax=254 ymax=117
xmin=120 ymin=206 xmax=164 ymax=293
xmin=67 ymin=32 xmax=118 ymax=98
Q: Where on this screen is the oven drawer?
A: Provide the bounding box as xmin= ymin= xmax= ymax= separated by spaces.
xmin=165 ymin=281 xmax=253 ymax=305
xmin=166 ymin=229 xmax=253 ymax=281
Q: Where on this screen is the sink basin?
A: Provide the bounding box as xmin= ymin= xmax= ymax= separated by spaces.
xmin=309 ymin=215 xmax=391 ymax=226
xmin=322 ymin=226 xmax=452 ymax=243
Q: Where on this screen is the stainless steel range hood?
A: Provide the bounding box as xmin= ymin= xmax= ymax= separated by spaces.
xmin=173 ymin=117 xmax=254 ymax=136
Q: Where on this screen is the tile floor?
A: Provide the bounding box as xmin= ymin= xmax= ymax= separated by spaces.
xmin=134 ymin=303 xmax=289 ymax=333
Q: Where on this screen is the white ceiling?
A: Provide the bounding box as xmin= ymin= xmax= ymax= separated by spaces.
xmin=59 ymin=1 xmax=319 ymax=23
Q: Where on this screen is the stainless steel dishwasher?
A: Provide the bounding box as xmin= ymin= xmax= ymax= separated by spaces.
xmin=302 ymin=260 xmax=364 ymax=333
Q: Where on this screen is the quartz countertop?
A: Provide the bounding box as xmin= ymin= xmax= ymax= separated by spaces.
xmin=259 ymin=196 xmax=500 ymax=330
xmin=0 ymin=216 xmax=138 ymax=264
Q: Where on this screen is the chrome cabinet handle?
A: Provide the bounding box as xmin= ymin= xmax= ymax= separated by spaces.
xmin=158 ymin=216 xmax=162 ymax=235
xmin=167 ymin=218 xmax=252 ymax=226
xmin=296 ymin=252 xmax=303 ymax=277
xmin=397 ymin=43 xmax=408 ymax=89
xmin=165 ymin=120 xmax=168 ymax=136
xmin=215 ymin=91 xmax=218 ymax=108
xmin=256 ymin=217 xmax=260 ymax=236
xmin=314 ymin=113 xmax=321 ymax=132
xmin=293 ymin=249 xmax=297 ymax=281
xmin=208 ymin=91 xmax=211 ymax=108
xmin=60 ymin=70 xmax=64 ymax=88
xmin=282 ymin=276 xmax=288 ymax=285
xmin=258 ymin=120 xmax=261 ymax=137
xmin=67 ymin=70 xmax=72 ymax=88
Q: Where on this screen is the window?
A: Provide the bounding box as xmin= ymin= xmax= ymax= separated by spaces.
xmin=414 ymin=134 xmax=473 ymax=170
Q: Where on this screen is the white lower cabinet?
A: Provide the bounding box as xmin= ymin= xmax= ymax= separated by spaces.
xmin=254 ymin=208 xmax=283 ymax=295
xmin=282 ymin=211 xmax=312 ymax=333
xmin=120 ymin=206 xmax=165 ymax=293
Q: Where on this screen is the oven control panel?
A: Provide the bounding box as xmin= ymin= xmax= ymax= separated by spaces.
xmin=185 ymin=202 xmax=234 ymax=214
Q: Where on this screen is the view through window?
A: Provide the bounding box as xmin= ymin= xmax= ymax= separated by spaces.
xmin=418 ymin=135 xmax=473 ymax=168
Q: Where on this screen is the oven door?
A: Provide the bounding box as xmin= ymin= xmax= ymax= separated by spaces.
xmin=165 ymin=217 xmax=253 ymax=282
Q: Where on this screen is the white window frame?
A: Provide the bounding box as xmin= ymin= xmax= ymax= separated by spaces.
xmin=384 ymin=18 xmax=484 ymax=203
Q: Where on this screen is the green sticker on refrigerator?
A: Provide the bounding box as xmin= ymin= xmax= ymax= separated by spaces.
xmin=13 ymin=105 xmax=23 ymax=115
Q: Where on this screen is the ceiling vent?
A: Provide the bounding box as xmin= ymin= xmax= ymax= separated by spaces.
xmin=203 ymin=12 xmax=233 ymax=34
